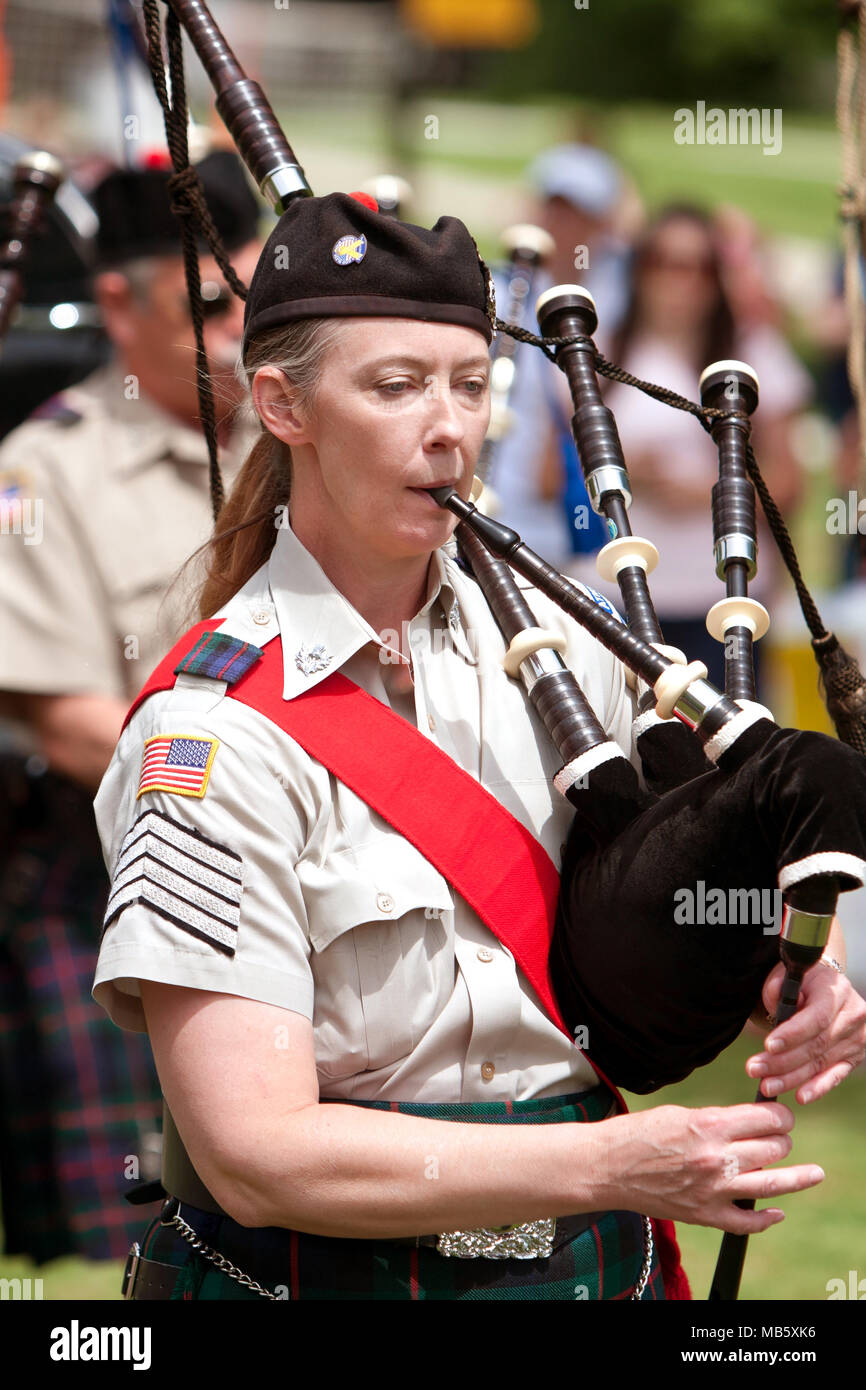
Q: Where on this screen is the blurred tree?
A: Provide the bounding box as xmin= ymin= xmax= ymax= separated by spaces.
xmin=477 ymin=0 xmax=838 ymax=107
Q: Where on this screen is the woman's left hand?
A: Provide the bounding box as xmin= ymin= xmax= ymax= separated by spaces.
xmin=746 ymin=962 xmax=866 ymax=1104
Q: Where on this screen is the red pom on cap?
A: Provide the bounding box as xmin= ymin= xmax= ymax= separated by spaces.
xmin=348 ymin=190 xmax=378 ymax=212
xmin=141 ymin=148 xmax=173 ymax=170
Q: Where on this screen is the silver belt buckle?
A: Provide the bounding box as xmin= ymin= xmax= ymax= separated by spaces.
xmin=436 ymin=1217 xmax=556 ymax=1260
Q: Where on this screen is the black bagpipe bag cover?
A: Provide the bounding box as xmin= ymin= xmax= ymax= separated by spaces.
xmin=549 ymin=719 xmax=866 ymax=1093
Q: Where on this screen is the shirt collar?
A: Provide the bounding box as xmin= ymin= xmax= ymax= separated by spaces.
xmin=257 ymin=523 xmax=474 ymax=701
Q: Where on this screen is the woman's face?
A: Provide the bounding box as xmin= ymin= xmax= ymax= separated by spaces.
xmin=636 ymin=217 xmax=720 ymax=332
xmin=257 ymin=318 xmax=491 ymax=563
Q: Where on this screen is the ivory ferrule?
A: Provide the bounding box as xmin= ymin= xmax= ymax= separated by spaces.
xmin=503 ymin=627 xmax=567 ymax=679
xmin=596 ymin=535 xmax=659 ymax=583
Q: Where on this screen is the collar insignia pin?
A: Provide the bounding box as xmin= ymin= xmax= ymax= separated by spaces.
xmin=295 ymin=643 xmax=332 ymax=677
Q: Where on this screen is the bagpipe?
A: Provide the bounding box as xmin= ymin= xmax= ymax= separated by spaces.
xmin=439 ymin=287 xmax=866 ymax=1302
xmin=0 ymin=149 xmax=66 ymax=346
xmin=141 ymin=0 xmax=866 ymax=1302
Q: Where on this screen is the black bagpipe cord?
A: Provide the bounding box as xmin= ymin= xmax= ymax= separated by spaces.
xmin=141 ymin=0 xmax=250 ymax=522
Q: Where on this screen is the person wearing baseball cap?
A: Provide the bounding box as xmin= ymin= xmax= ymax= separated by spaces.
xmin=486 ymin=143 xmax=638 ymax=578
xmin=527 ymin=142 xmax=633 ymax=328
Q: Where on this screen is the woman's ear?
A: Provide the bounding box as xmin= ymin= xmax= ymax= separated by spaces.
xmin=251 ymin=366 xmax=312 ymax=446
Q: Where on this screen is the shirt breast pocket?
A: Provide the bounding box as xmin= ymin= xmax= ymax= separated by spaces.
xmin=299 ymin=838 xmax=455 ymax=1080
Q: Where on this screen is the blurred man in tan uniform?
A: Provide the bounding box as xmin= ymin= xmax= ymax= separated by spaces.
xmin=0 ymin=149 xmax=262 ymax=1263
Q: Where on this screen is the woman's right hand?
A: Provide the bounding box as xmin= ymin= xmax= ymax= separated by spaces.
xmin=598 ymin=1102 xmax=824 ymax=1234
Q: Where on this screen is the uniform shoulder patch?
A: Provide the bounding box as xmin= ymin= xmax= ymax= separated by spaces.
xmin=29 ymin=394 xmax=82 ymax=426
xmin=103 ymin=807 xmax=242 ymax=957
xmin=137 ymin=734 xmax=219 ymax=800
xmin=174 ymin=630 xmax=264 ymax=685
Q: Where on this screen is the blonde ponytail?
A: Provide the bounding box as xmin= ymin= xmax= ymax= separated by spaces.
xmin=196 ymin=317 xmax=346 ymax=618
xmin=197 ymin=429 xmax=290 ymax=618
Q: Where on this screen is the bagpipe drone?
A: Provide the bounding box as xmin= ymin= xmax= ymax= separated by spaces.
xmin=139 ymin=0 xmax=866 ymax=1303
xmin=0 ymin=150 xmax=66 ymax=348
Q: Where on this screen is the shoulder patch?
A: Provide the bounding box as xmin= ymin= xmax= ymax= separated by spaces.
xmin=29 ymin=394 xmax=82 ymax=426
xmin=137 ymin=734 xmax=218 ymax=800
xmin=174 ymin=630 xmax=264 ymax=685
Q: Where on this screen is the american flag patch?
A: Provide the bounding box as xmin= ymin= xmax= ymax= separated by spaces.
xmin=137 ymin=734 xmax=219 ymax=800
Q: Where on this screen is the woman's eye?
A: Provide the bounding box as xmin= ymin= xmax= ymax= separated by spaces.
xmin=463 ymin=379 xmax=488 ymax=395
xmin=380 ymin=380 xmax=409 ymax=395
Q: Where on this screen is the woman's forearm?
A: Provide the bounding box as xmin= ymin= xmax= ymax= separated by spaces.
xmin=210 ymin=1096 xmax=820 ymax=1241
xmin=144 ymin=989 xmax=818 ymax=1240
xmin=218 ymin=1101 xmax=609 ymax=1235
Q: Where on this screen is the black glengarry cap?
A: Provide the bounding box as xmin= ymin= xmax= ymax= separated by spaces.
xmin=242 ymin=191 xmax=495 ymax=359
xmin=92 ymin=150 xmax=262 ymax=268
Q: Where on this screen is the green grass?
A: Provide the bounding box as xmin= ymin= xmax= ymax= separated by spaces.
xmin=0 ymin=1252 xmax=125 ymax=1301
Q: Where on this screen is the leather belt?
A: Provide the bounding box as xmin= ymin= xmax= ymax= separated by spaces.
xmin=123 ymin=1214 xmax=560 ymax=1299
xmin=123 ymin=1243 xmax=183 ymax=1300
xmin=162 ymin=1104 xmax=228 ymax=1217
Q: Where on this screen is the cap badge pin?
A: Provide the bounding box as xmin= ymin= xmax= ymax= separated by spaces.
xmin=332 ymin=232 xmax=368 ymax=266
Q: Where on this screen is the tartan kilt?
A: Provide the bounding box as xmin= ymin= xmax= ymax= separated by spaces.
xmin=0 ymin=762 xmax=163 ymax=1263
xmin=132 ymin=1088 xmax=667 ymax=1301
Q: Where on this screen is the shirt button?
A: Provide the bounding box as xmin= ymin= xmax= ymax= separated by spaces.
xmin=481 ymin=1061 xmax=496 ymax=1081
xmin=251 ymin=609 xmax=272 ymax=625
xmin=376 ymin=893 xmax=394 ymax=914
xmin=476 ymin=947 xmax=494 ymax=963
xmin=427 ymin=714 xmax=436 ymax=731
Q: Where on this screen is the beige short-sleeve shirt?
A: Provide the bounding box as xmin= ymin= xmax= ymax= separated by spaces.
xmin=93 ymin=522 xmax=637 ymax=1103
xmin=0 ymin=362 xmax=254 ymax=701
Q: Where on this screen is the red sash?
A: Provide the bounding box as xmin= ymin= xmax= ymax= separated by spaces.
xmin=125 ymin=621 xmax=690 ymax=1299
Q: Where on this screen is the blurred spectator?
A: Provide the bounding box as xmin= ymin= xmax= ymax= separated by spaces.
xmin=809 ymin=253 xmax=866 ymax=583
xmin=714 ymin=204 xmax=783 ymax=335
xmin=0 ymin=149 xmax=262 ymax=1264
xmin=598 ymin=204 xmax=811 ymax=690
xmin=528 ymin=142 xmax=635 ymax=337
xmin=487 ymin=142 xmax=640 ymax=569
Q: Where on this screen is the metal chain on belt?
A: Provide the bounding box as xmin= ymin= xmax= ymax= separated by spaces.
xmin=630 ymin=1217 xmax=654 ymax=1301
xmin=164 ymin=1206 xmax=282 ymax=1301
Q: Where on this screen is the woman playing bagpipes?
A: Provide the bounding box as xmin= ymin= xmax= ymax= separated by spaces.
xmin=91 ymin=191 xmax=866 ymax=1301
